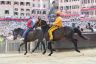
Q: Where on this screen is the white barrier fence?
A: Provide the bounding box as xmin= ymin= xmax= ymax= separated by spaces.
xmin=0 ymin=37 xmax=45 ymax=53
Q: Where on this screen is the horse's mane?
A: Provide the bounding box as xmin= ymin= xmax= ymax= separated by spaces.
xmin=40 ymin=19 xmax=50 ymax=33
xmin=14 ymin=28 xmax=23 ymax=31
xmin=41 ymin=19 xmax=47 ymax=25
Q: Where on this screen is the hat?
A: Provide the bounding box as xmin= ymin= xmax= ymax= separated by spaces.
xmin=56 ymin=11 xmax=62 ymax=15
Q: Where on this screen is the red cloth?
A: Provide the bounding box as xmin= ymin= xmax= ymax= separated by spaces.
xmin=27 ymin=19 xmax=32 ymax=28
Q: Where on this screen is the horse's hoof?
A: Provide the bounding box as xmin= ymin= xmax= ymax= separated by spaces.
xmin=24 ymin=53 xmax=27 ymax=55
xmin=76 ymin=50 xmax=80 ymax=53
xmin=32 ymin=50 xmax=35 ymax=53
xmin=48 ymin=54 xmax=51 ymax=56
xmin=18 ymin=49 xmax=20 ymax=53
xmin=42 ymin=51 xmax=46 ymax=55
xmin=52 ymin=49 xmax=56 ymax=51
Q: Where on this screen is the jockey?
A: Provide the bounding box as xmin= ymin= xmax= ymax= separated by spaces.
xmin=21 ymin=16 xmax=36 ymax=40
xmin=48 ymin=10 xmax=63 ymax=41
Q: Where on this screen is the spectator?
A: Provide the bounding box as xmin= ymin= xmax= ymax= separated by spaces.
xmin=86 ymin=23 xmax=94 ymax=32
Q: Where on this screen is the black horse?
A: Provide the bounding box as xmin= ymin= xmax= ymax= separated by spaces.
xmin=35 ymin=19 xmax=88 ymax=56
xmin=12 ymin=28 xmax=46 ymax=55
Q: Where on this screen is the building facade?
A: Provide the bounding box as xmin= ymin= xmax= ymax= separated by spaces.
xmin=52 ymin=0 xmax=96 ymax=21
xmin=0 ymin=0 xmax=96 ymax=21
xmin=0 ymin=0 xmax=49 ymax=20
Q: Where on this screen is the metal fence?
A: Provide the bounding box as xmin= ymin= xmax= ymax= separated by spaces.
xmin=0 ymin=38 xmax=45 ymax=53
xmin=0 ymin=38 xmax=25 ymax=53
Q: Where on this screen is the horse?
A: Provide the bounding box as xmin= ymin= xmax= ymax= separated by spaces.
xmin=35 ymin=19 xmax=88 ymax=56
xmin=12 ymin=28 xmax=46 ymax=55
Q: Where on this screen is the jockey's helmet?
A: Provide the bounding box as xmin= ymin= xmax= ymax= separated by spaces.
xmin=56 ymin=11 xmax=62 ymax=16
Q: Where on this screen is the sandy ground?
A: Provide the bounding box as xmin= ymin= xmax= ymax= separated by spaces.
xmin=0 ymin=48 xmax=96 ymax=64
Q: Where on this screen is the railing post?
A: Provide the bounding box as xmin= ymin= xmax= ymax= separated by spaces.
xmin=5 ymin=38 xmax=7 ymax=53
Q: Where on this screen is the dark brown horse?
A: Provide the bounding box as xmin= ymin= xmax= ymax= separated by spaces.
xmin=12 ymin=28 xmax=46 ymax=55
xmin=35 ymin=19 xmax=88 ymax=56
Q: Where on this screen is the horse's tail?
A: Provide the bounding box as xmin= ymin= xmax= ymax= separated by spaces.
xmin=74 ymin=28 xmax=88 ymax=40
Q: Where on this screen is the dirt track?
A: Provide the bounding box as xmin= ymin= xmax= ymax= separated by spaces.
xmin=0 ymin=48 xmax=96 ymax=64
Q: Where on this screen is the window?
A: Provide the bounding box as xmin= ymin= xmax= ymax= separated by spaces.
xmin=6 ymin=1 xmax=11 ymax=5
xmin=88 ymin=0 xmax=90 ymax=3
xmin=14 ymin=12 xmax=18 ymax=15
xmin=32 ymin=4 xmax=35 ymax=7
xmin=14 ymin=2 xmax=19 ymax=5
xmin=95 ymin=10 xmax=96 ymax=15
xmin=26 ymin=2 xmax=30 ymax=6
xmin=65 ymin=0 xmax=68 ymax=2
xmin=21 ymin=13 xmax=24 ymax=16
xmin=43 ymin=4 xmax=46 ymax=8
xmin=32 ymin=10 xmax=36 ymax=14
xmin=39 ymin=11 xmax=41 ymax=14
xmin=66 ymin=6 xmax=69 ymax=10
xmin=42 ymin=11 xmax=46 ymax=14
xmin=14 ymin=8 xmax=18 ymax=11
xmin=21 ymin=9 xmax=24 ymax=11
xmin=38 ymin=4 xmax=40 ymax=7
xmin=5 ymin=10 xmax=9 ymax=14
xmin=20 ymin=2 xmax=24 ymax=5
xmin=84 ymin=0 xmax=87 ymax=4
xmin=37 ymin=10 xmax=41 ymax=14
xmin=26 ymin=13 xmax=30 ymax=16
xmin=90 ymin=11 xmax=94 ymax=15
xmin=61 ymin=0 xmax=63 ymax=2
xmin=1 ymin=1 xmax=5 ymax=5
xmin=26 ymin=9 xmax=30 ymax=11
xmin=91 ymin=0 xmax=94 ymax=3
xmin=69 ymin=0 xmax=71 ymax=2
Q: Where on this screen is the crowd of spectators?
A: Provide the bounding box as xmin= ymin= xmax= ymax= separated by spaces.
xmin=64 ymin=21 xmax=96 ymax=32
xmin=0 ymin=21 xmax=27 ymax=36
xmin=0 ymin=21 xmax=96 ymax=36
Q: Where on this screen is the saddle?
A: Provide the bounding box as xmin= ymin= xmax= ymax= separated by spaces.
xmin=48 ymin=27 xmax=64 ymax=41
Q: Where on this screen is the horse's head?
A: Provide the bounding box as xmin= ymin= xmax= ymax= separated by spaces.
xmin=12 ymin=28 xmax=23 ymax=40
xmin=36 ymin=18 xmax=47 ymax=27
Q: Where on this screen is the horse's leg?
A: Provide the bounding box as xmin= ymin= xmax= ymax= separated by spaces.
xmin=24 ymin=41 xmax=28 ymax=55
xmin=41 ymin=41 xmax=46 ymax=55
xmin=90 ymin=28 xmax=94 ymax=32
xmin=18 ymin=42 xmax=25 ymax=53
xmin=48 ymin=42 xmax=53 ymax=56
xmin=74 ymin=28 xmax=88 ymax=40
xmin=71 ymin=39 xmax=80 ymax=53
xmin=31 ymin=40 xmax=40 ymax=53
